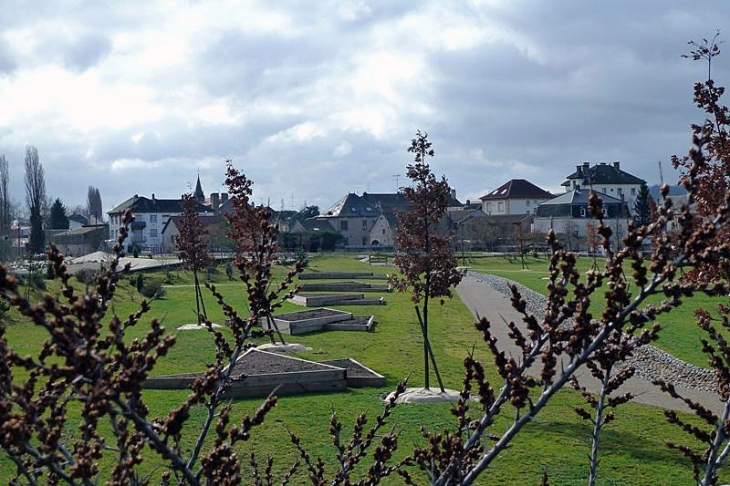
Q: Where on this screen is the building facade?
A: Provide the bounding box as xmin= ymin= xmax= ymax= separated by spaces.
xmin=480 ymin=179 xmax=553 ymax=216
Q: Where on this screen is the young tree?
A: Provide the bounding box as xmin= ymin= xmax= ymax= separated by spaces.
xmin=24 ymin=146 xmax=46 ymax=254
xmin=673 ymin=32 xmax=730 ymax=282
xmin=634 ymin=182 xmax=651 ymax=227
xmin=390 ymin=131 xmax=463 ymax=392
xmin=49 ymin=198 xmax=69 ymax=230
xmin=176 ymin=193 xmax=211 ymax=325
xmin=223 ymin=162 xmax=303 ymax=344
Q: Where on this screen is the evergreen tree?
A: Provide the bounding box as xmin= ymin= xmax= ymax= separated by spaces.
xmin=633 ymin=182 xmax=651 ymax=227
xmin=49 ymin=198 xmax=69 ymax=230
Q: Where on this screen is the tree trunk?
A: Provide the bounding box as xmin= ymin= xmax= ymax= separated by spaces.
xmin=193 ymin=270 xmax=202 ymax=325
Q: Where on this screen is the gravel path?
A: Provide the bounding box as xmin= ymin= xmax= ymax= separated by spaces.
xmin=457 ymin=272 xmax=723 ymax=414
xmin=469 ymin=272 xmax=718 ymax=394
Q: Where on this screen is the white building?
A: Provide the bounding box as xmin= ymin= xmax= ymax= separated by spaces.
xmin=480 ymin=179 xmax=553 ymax=216
xmin=562 ymin=162 xmax=645 ymax=216
xmin=107 ymin=194 xmax=212 ymax=253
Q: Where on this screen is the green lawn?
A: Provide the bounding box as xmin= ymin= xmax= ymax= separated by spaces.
xmin=0 ymin=253 xmax=723 ymax=484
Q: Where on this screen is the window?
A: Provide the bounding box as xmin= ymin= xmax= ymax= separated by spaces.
xmin=362 ymin=219 xmax=368 ymax=230
xmin=631 ymin=187 xmax=636 ymax=196
xmin=150 ymin=214 xmax=157 ymax=223
xmin=602 ymin=187 xmax=608 ymax=194
xmin=340 ymin=220 xmax=348 ymax=231
xmin=580 ymin=207 xmax=586 ymax=217
xmin=362 ymin=237 xmax=367 ymax=246
xmin=150 ymin=229 xmax=158 ymax=238
xmin=498 ymin=202 xmax=504 ymax=212
xmin=526 ymin=200 xmax=531 ymax=206
xmin=485 ymin=202 xmax=492 ymax=213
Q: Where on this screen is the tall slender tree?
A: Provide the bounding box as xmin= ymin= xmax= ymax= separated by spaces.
xmin=390 ymin=131 xmax=463 ymax=392
xmin=176 ymin=193 xmax=211 ymax=325
xmin=24 ymin=146 xmax=46 ymax=254
xmin=0 ymin=155 xmax=11 ymax=261
xmin=0 ymin=155 xmax=10 ymax=234
xmin=87 ymin=186 xmax=103 ymax=222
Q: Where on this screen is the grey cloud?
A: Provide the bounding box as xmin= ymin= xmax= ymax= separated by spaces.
xmin=0 ymin=39 xmax=16 ymax=74
xmin=63 ymin=33 xmax=111 ymax=72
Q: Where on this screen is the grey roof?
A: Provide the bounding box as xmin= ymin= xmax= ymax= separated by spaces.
xmin=162 ymin=215 xmax=221 ymax=235
xmin=448 ymin=208 xmax=487 ymax=225
xmin=536 ymin=189 xmax=629 ymax=218
xmin=68 ymin=213 xmax=88 ymax=224
xmin=480 ymin=179 xmax=552 ymax=200
xmin=321 ymin=193 xmax=380 ymax=217
xmin=108 ymin=195 xmax=211 ymax=215
xmin=299 ymin=219 xmax=336 ymax=232
xmin=361 ymin=192 xmax=412 ymax=213
xmin=540 ymin=189 xmax=623 ymax=206
xmin=563 ymin=162 xmax=645 ymax=187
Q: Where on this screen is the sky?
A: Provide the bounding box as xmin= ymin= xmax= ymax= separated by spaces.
xmin=0 ymin=1 xmax=728 ymax=216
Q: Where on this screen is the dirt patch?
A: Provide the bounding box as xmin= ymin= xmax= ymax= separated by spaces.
xmin=230 ymin=350 xmax=335 ymax=378
xmin=321 ymin=358 xmax=377 ymax=378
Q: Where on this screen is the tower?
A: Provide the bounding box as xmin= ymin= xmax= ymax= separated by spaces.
xmin=194 ymin=174 xmax=205 ymax=203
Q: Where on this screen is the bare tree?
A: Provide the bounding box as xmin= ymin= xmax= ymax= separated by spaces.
xmin=87 ymin=185 xmax=103 ymax=222
xmin=0 ymin=155 xmax=11 ymax=261
xmin=0 ymin=155 xmax=10 ymax=234
xmin=24 ymin=146 xmax=45 ymax=254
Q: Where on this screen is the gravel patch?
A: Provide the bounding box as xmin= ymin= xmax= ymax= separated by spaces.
xmin=468 ymin=272 xmax=718 ymax=394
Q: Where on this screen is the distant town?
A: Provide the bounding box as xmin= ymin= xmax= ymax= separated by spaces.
xmin=14 ymin=160 xmax=682 ymax=259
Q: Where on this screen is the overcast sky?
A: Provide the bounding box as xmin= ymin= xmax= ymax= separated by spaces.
xmin=0 ymin=1 xmax=728 ymax=215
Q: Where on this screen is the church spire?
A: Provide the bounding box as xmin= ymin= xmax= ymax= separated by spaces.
xmin=194 ymin=173 xmax=205 ymax=202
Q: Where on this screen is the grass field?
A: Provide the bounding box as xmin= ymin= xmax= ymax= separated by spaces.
xmin=0 ymin=253 xmax=724 ymax=484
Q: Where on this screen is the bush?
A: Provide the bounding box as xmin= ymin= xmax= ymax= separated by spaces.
xmin=29 ymin=272 xmax=46 ymax=290
xmin=140 ymin=278 xmax=165 ymax=299
xmin=75 ymin=268 xmax=100 ymax=285
xmin=135 ymin=273 xmax=144 ymax=292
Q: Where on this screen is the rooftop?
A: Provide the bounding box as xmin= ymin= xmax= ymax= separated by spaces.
xmin=480 ymin=179 xmax=552 ymax=200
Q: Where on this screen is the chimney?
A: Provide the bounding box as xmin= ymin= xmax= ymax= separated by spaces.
xmin=583 ymin=162 xmax=589 ymax=171
xmin=576 ymin=164 xmax=582 ymax=176
xmin=450 ymin=189 xmax=456 ymax=200
xmin=211 ymin=192 xmax=219 ymax=215
xmin=221 ymin=193 xmax=228 ymax=204
xmin=613 ymin=161 xmax=620 ymax=170
xmin=151 ymin=193 xmax=155 ymax=201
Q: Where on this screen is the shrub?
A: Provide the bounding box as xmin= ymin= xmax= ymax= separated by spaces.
xmin=75 ymin=268 xmax=100 ymax=285
xmin=139 ymin=278 xmax=165 ymax=299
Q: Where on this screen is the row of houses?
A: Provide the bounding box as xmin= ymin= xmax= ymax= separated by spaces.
xmin=48 ymin=162 xmax=682 ymax=256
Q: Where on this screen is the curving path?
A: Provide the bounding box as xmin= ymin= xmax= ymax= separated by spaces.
xmin=455 ymin=272 xmax=724 ymax=415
